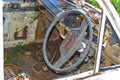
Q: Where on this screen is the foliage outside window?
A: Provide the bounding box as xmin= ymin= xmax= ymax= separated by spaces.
xmin=111 ymin=0 xmax=120 ymax=16
xmin=87 ymin=0 xmax=120 ymax=16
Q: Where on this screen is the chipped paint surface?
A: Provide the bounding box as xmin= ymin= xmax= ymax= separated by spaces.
xmin=4 ymin=11 xmax=38 ymax=48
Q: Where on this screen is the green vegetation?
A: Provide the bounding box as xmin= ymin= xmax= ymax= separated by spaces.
xmin=111 ymin=0 xmax=120 ymax=16
xmin=87 ymin=0 xmax=120 ymax=16
xmin=4 ymin=43 xmax=32 ymax=64
xmin=87 ymin=0 xmax=100 ymax=8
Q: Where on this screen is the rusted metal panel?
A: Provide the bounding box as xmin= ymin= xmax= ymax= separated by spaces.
xmin=35 ymin=0 xmax=54 ymax=21
xmin=14 ymin=26 xmax=28 ymax=40
xmin=3 ymin=9 xmax=38 ymax=48
xmin=35 ymin=11 xmax=50 ymax=43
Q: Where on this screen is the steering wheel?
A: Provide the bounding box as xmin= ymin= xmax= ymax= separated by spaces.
xmin=43 ymin=9 xmax=93 ymax=72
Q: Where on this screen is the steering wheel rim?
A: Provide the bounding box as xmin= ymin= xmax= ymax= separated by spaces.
xmin=43 ymin=9 xmax=93 ymax=72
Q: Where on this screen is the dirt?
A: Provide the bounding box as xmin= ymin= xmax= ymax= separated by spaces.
xmin=4 ymin=10 xmax=63 ymax=79
xmin=4 ymin=38 xmax=63 ymax=80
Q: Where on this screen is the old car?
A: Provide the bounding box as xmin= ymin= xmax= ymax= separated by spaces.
xmin=3 ymin=0 xmax=120 ymax=80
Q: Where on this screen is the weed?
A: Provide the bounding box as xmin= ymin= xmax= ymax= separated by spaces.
xmin=4 ymin=42 xmax=32 ymax=64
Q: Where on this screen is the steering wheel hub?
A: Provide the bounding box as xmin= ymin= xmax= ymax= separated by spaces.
xmin=60 ymin=32 xmax=78 ymax=53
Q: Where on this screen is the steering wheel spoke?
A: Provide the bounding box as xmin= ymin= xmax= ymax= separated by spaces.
xmin=53 ymin=57 xmax=67 ymax=68
xmin=70 ymin=27 xmax=81 ymax=31
xmin=60 ymin=32 xmax=78 ymax=55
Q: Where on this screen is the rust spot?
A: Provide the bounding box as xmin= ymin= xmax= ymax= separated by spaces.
xmin=14 ymin=26 xmax=27 ymax=40
xmin=81 ymin=73 xmax=101 ymax=79
xmin=62 ymin=32 xmax=77 ymax=51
